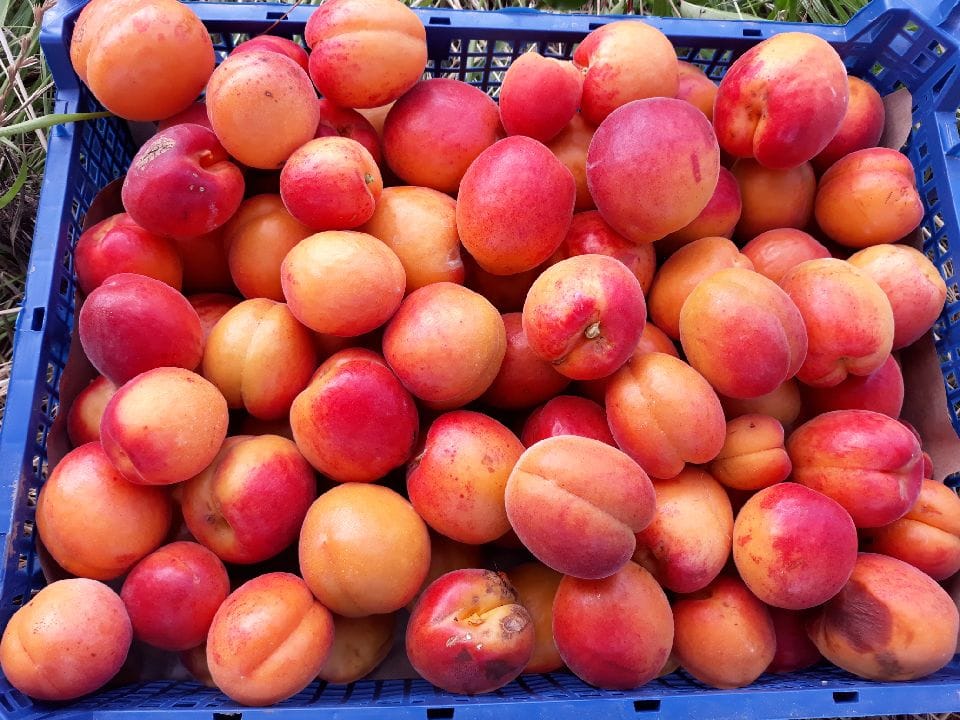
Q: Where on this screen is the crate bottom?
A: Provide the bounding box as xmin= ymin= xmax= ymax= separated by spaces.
xmin=6 ymin=659 xmax=959 ymax=719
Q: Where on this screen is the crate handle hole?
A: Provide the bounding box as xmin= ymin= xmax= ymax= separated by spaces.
xmin=30 ymin=307 xmax=44 ymax=331
xmin=265 ymin=11 xmax=285 ymax=19
xmin=429 ymin=16 xmax=451 ymax=24
xmin=634 ymin=699 xmax=661 ymax=713
xmin=427 ymin=709 xmax=455 ymax=719
xmin=832 ymin=691 xmax=859 ymax=704
xmin=213 ymin=714 xmax=242 ymax=720
xmin=742 ymin=28 xmax=762 ymax=37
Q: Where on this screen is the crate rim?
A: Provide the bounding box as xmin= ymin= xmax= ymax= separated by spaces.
xmin=37 ymin=0 xmax=960 ymax=105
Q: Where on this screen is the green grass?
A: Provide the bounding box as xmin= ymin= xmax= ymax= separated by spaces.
xmin=0 ymin=0 xmax=879 ymax=421
xmin=0 ymin=0 xmax=54 ymax=418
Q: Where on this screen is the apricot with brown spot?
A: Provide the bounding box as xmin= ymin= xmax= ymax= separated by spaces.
xmin=807 ymin=553 xmax=959 ymax=681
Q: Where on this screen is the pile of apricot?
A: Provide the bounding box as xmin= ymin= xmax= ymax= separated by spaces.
xmin=2 ymin=0 xmax=958 ymax=707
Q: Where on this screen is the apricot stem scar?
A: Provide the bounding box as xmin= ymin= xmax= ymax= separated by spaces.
xmin=584 ymin=322 xmax=601 ymax=339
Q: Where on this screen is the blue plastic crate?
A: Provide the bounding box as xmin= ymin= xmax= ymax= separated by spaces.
xmin=0 ymin=0 xmax=959 ymax=717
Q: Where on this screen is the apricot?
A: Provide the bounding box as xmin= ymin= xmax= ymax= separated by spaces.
xmin=520 ymin=395 xmax=615 ymax=447
xmin=357 ymin=102 xmax=393 ymax=138
xmin=188 ymin=293 xmax=240 ymax=342
xmin=384 ymin=79 xmax=502 ymax=193
xmin=847 ymin=244 xmax=948 ymax=349
xmin=573 ymin=20 xmax=678 ymax=126
xmin=523 ymin=254 xmax=646 ymax=380
xmin=458 ymin=136 xmax=575 ymax=275
xmin=576 ymin=322 xmax=679 ymax=403
xmin=280 ymin=137 xmax=383 ymax=231
xmin=648 ymin=236 xmax=753 ymax=340
xmin=676 ymin=60 xmax=717 ymax=120
xmin=547 ymin=113 xmax=595 ymax=211
xmin=318 ymin=614 xmax=395 ymax=684
xmin=606 ymin=352 xmax=727 ymax=479
xmin=732 ymin=158 xmax=816 ymax=240
xmin=75 ymin=213 xmax=181 ymax=294
xmin=801 ymin=353 xmax=904 ymax=418
xmin=680 ymin=268 xmax=807 ymax=399
xmin=504 ymin=435 xmax=655 ymax=579
xmin=66 ymin=374 xmax=117 ymax=447
xmin=734 ymin=483 xmax=858 ymax=609
xmin=767 ymin=608 xmax=822 ymax=674
xmin=122 ymin=124 xmax=244 ymax=238
xmin=714 ymin=32 xmax=848 ymax=169
xmin=633 ymin=467 xmax=733 ymax=593
xmin=359 ymin=185 xmax=464 ymax=293
xmin=499 ymin=53 xmax=582 ymax=142
xmin=78 ymin=273 xmax=203 ymax=386
xmin=180 ymin=435 xmax=316 ymax=564
xmin=100 ymin=367 xmax=229 ymax=486
xmin=305 ymin=0 xmax=426 ymax=108
xmin=633 ymin=321 xmax=678 ymax=357
xmin=231 ymin=35 xmax=309 ymax=72
xmin=480 ymin=312 xmax=570 ymax=410
xmin=662 ymin=166 xmax=742 ymax=251
xmin=311 ymin=110 xmax=378 ymax=169
xmin=383 ymin=282 xmax=506 ymax=409
xmin=310 ymin=331 xmax=363 ymax=361
xmin=36 ymin=443 xmax=172 ymax=580
xmin=552 ymin=210 xmax=656 ymax=293
xmin=299 ymin=483 xmax=431 ymax=616
xmin=203 ymin=299 xmax=317 ymax=420
xmin=812 ymin=76 xmax=885 ymax=171
xmin=157 ymin=100 xmax=211 ymax=132
xmin=407 ymin=410 xmax=524 ymax=544
xmin=507 ymin=563 xmax=563 ymax=673
xmin=206 ymin=50 xmax=320 ymax=170
xmin=180 ymin=643 xmax=215 ymax=687
xmin=807 ymin=553 xmax=959 ymax=681
xmin=463 ymin=255 xmax=542 ymax=313
xmin=408 ymin=532 xmax=486 ymax=610
xmin=70 ymin=0 xmax=144 ymax=85
xmin=708 ymin=414 xmax=791 ymax=491
xmin=290 ymin=348 xmax=418 ymax=483
xmin=552 ymin=563 xmax=673 ymax=689
xmin=281 ymin=231 xmax=405 ymax=336
xmin=672 ymin=576 xmax=776 ymax=689
xmin=587 ymin=98 xmax=720 ymax=244
xmin=741 ymin=228 xmax=831 ymax=283
xmin=0 ymin=579 xmax=131 ymax=701
xmin=788 ymin=409 xmax=923 ymax=528
xmin=720 ymin=379 xmax=803 ymax=428
xmin=407 ymin=569 xmax=533 ymax=694
xmin=222 ymin=194 xmax=311 ymax=301
xmin=861 ymin=479 xmax=960 ymax=580
xmin=71 ymin=0 xmax=213 ymax=121
xmin=779 ymin=258 xmax=895 ymax=387
xmin=120 ymin=541 xmax=230 ymax=651
xmin=815 ymin=148 xmax=923 ymax=248
xmin=207 ymin=573 xmax=334 ymax=706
